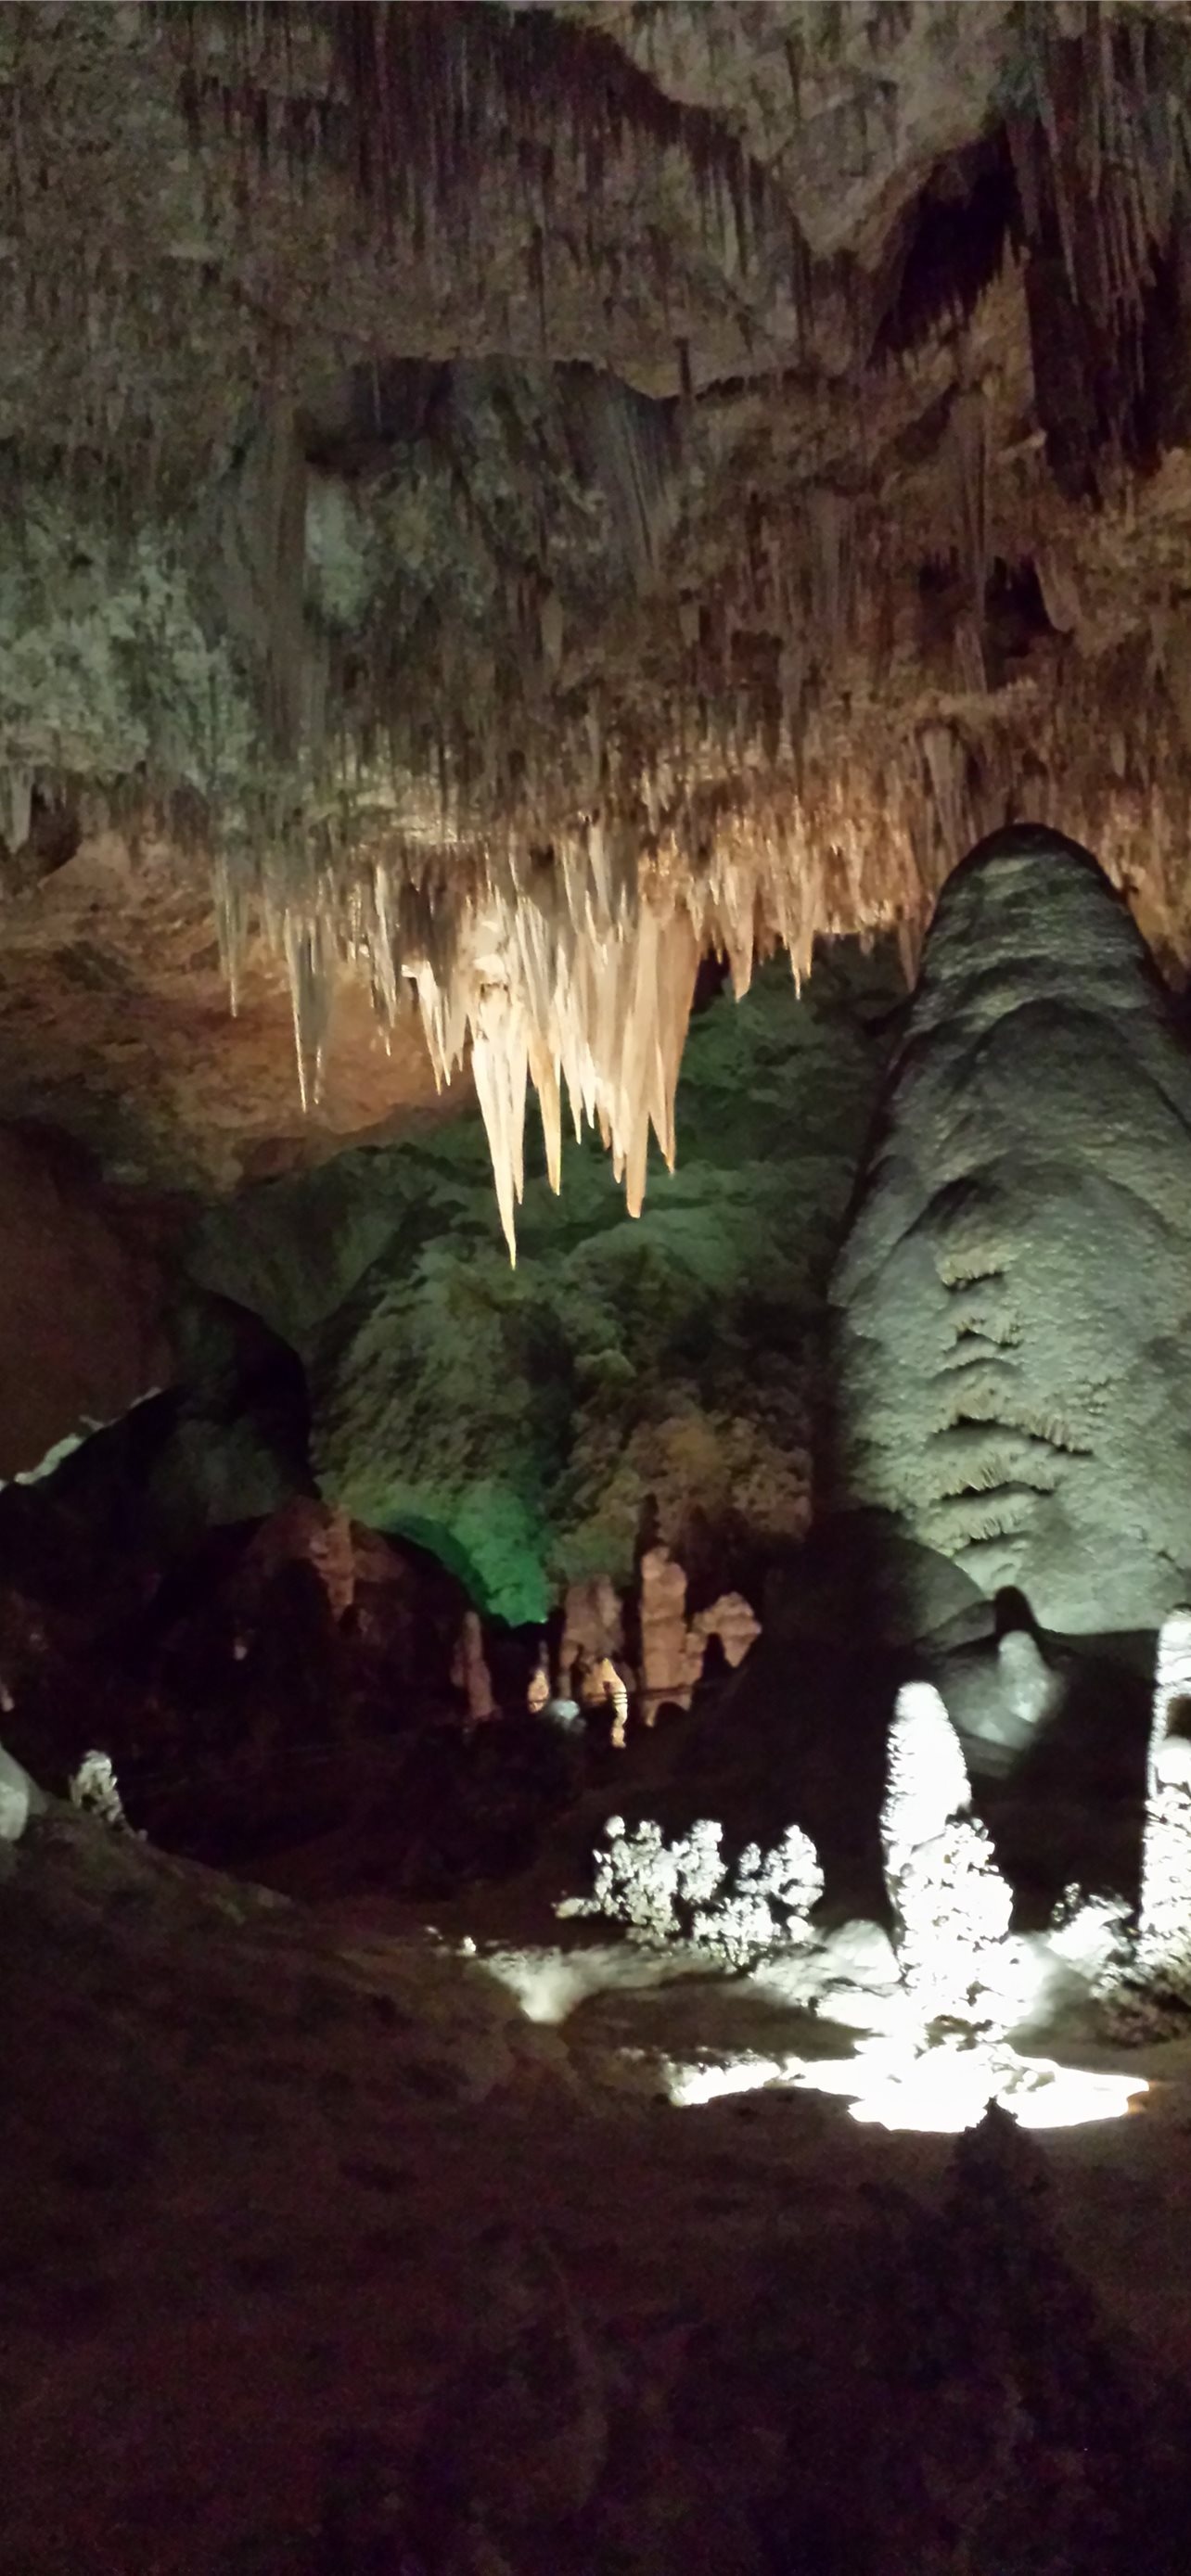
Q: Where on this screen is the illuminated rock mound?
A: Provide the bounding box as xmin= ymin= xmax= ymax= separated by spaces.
xmin=832 ymin=823 xmax=1191 ymax=1636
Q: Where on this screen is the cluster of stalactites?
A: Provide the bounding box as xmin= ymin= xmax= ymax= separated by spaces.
xmin=213 ymin=740 xmax=920 ymax=1257
xmin=209 ymin=673 xmax=1191 ymax=1258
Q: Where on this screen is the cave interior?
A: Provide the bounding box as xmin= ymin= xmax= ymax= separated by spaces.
xmin=7 ymin=7 xmax=1191 ymax=2571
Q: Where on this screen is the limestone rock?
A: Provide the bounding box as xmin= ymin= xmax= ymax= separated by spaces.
xmin=241 ymin=1498 xmax=357 ymax=1624
xmin=561 ymin=1578 xmax=624 ymax=1702
xmin=0 ymin=1128 xmax=170 ymax=1486
xmin=928 ymin=1621 xmax=1066 ymax=1776
xmin=419 ymin=2226 xmax=608 ymax=2535
xmin=1138 ymin=1609 xmax=1191 ymax=1995
xmin=639 ymin=1551 xmax=760 ymax=1720
xmin=454 ymin=1607 xmax=496 ymax=1724
xmin=832 ymin=826 xmax=1191 ymax=1636
xmin=639 ymin=1543 xmax=698 ymax=1715
xmin=881 ymin=1680 xmax=1013 ymax=2022
xmin=0 ymin=1739 xmax=45 ymax=1843
xmin=690 ymin=1591 xmax=762 ymax=1671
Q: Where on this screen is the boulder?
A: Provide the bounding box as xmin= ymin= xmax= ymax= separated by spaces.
xmin=0 ymin=1738 xmax=45 ymax=1843
xmin=832 ymin=825 xmax=1191 ymax=1635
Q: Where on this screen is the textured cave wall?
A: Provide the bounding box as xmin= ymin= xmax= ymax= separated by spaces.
xmin=183 ymin=948 xmax=898 ymax=1623
xmin=6 ymin=4 xmax=1191 ymax=1217
xmin=831 ymin=824 xmax=1191 ymax=1638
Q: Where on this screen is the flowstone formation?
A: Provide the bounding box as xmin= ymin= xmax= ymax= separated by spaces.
xmin=832 ymin=824 xmax=1191 ymax=1637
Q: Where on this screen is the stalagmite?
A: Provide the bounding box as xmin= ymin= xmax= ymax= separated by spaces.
xmin=526 ymin=1646 xmax=550 ymax=1716
xmin=881 ymin=1682 xmax=1013 ymax=2025
xmin=689 ymin=1593 xmax=762 ymax=1672
xmin=452 ymin=1609 xmax=495 ymax=1725
xmin=69 ymin=1751 xmax=135 ymax=1834
xmin=600 ymin=1654 xmax=631 ymax=1750
xmin=952 ymin=384 xmax=991 ymax=616
xmin=560 ymin=1578 xmax=623 ymax=1702
xmin=638 ymin=1543 xmax=696 ymax=1719
xmin=639 ymin=1550 xmax=762 ymax=1721
xmin=304 ymin=1507 xmax=356 ymax=1625
xmin=1138 ymin=1609 xmax=1191 ymax=1996
xmin=244 ymin=1500 xmax=357 ymax=1625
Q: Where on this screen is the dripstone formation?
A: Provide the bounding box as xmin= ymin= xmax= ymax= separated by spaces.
xmin=831 ymin=824 xmax=1191 ymax=1639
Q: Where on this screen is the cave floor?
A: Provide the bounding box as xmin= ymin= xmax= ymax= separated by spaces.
xmin=3 ymin=1811 xmax=1191 ymax=2576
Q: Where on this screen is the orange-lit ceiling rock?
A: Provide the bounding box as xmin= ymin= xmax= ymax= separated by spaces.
xmin=3 ymin=3 xmax=1191 ymax=1226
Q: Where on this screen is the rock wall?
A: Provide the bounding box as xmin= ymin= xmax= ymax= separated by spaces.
xmin=0 ymin=1127 xmax=171 ymax=1484
xmin=186 ymin=949 xmax=896 ymax=1623
xmin=831 ymin=826 xmax=1191 ymax=1637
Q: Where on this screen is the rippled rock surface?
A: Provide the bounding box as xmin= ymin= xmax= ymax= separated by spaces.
xmin=832 ymin=824 xmax=1191 ymax=1636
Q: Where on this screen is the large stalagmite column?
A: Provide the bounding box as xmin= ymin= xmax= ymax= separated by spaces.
xmin=881 ymin=1680 xmax=1013 ymax=2024
xmin=1138 ymin=1609 xmax=1191 ymax=1993
xmin=638 ymin=1545 xmax=693 ymax=1718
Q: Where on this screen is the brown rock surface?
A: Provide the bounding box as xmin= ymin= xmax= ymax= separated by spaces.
xmin=639 ymin=1543 xmax=700 ymax=1717
xmin=0 ymin=1125 xmax=172 ymax=1482
xmin=691 ymin=1591 xmax=762 ymax=1672
xmin=0 ymin=834 xmax=467 ymax=1190
xmin=1 ymin=1805 xmax=1191 ymax=2574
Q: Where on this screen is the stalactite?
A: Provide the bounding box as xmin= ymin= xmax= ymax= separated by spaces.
xmin=951 ymin=384 xmax=991 ymax=618
xmin=165 ymin=0 xmax=840 ymax=369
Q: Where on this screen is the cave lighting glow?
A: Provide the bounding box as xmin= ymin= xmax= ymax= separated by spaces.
xmin=661 ymin=2036 xmax=1147 ymax=2132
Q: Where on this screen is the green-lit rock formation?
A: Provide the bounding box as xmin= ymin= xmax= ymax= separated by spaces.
xmin=186 ymin=950 xmax=898 ymax=1622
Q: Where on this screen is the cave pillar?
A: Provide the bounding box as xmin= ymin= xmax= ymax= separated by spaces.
xmin=1138 ymin=1609 xmax=1191 ymax=1994
xmin=638 ymin=1545 xmax=694 ymax=1719
xmin=452 ymin=1609 xmax=495 ymax=1724
xmin=881 ymin=1680 xmax=1012 ymax=2024
xmin=560 ymin=1578 xmax=623 ymax=1703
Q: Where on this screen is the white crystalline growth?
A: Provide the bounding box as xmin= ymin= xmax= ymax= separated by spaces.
xmin=692 ymin=1826 xmax=825 ymax=1966
xmin=689 ymin=1887 xmax=782 ymax=1967
xmin=70 ymin=1750 xmax=135 ymax=1835
xmin=737 ymin=1826 xmax=825 ymax=1915
xmin=578 ymin=1815 xmax=822 ymax=1960
xmin=881 ymin=1682 xmax=1013 ymax=2026
xmin=1138 ymin=1609 xmax=1191 ymax=1995
xmin=673 ymin=1817 xmax=727 ymax=1912
xmin=591 ymin=1817 xmax=685 ymax=1940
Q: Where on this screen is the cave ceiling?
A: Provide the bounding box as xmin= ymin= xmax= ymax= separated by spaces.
xmin=4 ymin=0 xmax=1191 ymax=1223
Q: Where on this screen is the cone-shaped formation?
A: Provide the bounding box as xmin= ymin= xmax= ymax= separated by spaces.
xmin=881 ymin=1681 xmax=1013 ymax=2025
xmin=1138 ymin=1610 xmax=1191 ymax=1996
xmin=833 ymin=825 xmax=1191 ymax=1632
